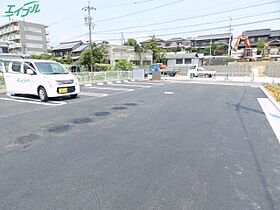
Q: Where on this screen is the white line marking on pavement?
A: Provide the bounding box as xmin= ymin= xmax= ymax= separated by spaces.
xmin=79 ymin=92 xmax=108 ymax=97
xmin=116 ymin=81 xmax=122 ymax=84
xmin=258 ymin=98 xmax=280 ymax=143
xmin=128 ymin=81 xmax=164 ymax=86
xmin=85 ymin=84 xmax=93 ymax=87
xmin=106 ymin=81 xmax=113 ymax=85
xmin=110 ymin=84 xmax=151 ymax=88
xmin=87 ymin=87 xmax=134 ymax=91
xmin=0 ymin=97 xmax=66 ymax=106
xmin=123 ymin=80 xmax=129 ymax=83
xmin=97 ymin=82 xmax=104 ymax=86
xmin=164 ymin=92 xmax=174 ymax=95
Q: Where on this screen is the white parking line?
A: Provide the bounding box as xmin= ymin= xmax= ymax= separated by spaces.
xmin=79 ymin=92 xmax=108 ymax=97
xmin=87 ymin=86 xmax=134 ymax=91
xmin=0 ymin=97 xmax=66 ymax=106
xmin=127 ymin=81 xmax=164 ymax=86
xmin=110 ymin=84 xmax=151 ymax=88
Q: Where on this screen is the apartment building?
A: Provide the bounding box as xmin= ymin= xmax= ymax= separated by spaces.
xmin=0 ymin=20 xmax=48 ymax=55
xmin=0 ymin=42 xmax=9 ymax=54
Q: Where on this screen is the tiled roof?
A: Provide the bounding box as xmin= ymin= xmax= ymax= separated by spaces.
xmin=166 ymin=37 xmax=185 ymax=42
xmin=53 ymin=41 xmax=82 ymax=51
xmin=192 ymin=33 xmax=232 ymax=41
xmin=72 ymin=44 xmax=89 ymax=53
xmin=271 ymin=30 xmax=280 ymax=37
xmin=165 ymin=52 xmax=198 ymax=59
xmin=243 ymin=29 xmax=271 ymax=37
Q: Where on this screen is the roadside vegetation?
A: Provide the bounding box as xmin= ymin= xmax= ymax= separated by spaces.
xmin=266 ymin=84 xmax=280 ymax=102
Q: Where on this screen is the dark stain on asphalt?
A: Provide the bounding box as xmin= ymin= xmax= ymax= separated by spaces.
xmin=123 ymin=103 xmax=138 ymax=107
xmin=72 ymin=117 xmax=92 ymax=124
xmin=48 ymin=124 xmax=72 ymax=134
xmin=14 ymin=134 xmax=40 ymax=146
xmin=111 ymin=106 xmax=128 ymax=111
xmin=94 ymin=112 xmax=111 ymax=117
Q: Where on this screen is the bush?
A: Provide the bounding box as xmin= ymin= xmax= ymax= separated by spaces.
xmin=115 ymin=60 xmax=133 ymax=71
xmin=266 ymin=84 xmax=280 ymax=102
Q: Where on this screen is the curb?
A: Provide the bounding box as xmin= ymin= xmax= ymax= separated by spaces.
xmin=260 ymin=86 xmax=280 ymax=113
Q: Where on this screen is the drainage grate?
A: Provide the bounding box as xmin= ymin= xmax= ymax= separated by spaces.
xmin=72 ymin=117 xmax=92 ymax=124
xmin=48 ymin=124 xmax=72 ymax=134
xmin=94 ymin=112 xmax=111 ymax=117
xmin=111 ymin=106 xmax=128 ymax=111
xmin=123 ymin=103 xmax=138 ymax=107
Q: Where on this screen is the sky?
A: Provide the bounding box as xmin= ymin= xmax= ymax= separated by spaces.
xmin=0 ymin=0 xmax=279 ymax=47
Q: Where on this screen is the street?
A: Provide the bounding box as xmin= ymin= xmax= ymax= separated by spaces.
xmin=0 ymin=81 xmax=279 ymax=210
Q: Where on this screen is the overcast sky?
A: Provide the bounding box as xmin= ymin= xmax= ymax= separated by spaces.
xmin=0 ymin=0 xmax=279 ymax=47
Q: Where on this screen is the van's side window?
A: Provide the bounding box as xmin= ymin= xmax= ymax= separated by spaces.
xmin=11 ymin=62 xmax=22 ymax=73
xmin=24 ymin=62 xmax=35 ymax=74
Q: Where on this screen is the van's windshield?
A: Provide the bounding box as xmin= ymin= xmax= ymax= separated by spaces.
xmin=35 ymin=62 xmax=68 ymax=75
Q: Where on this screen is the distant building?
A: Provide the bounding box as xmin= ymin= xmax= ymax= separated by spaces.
xmin=0 ymin=41 xmax=9 ymax=54
xmin=140 ymin=38 xmax=166 ymax=48
xmin=108 ymin=44 xmax=153 ymax=67
xmin=165 ymin=37 xmax=185 ymax=49
xmin=166 ymin=52 xmax=203 ymax=67
xmin=52 ymin=41 xmax=83 ymax=58
xmin=0 ymin=20 xmax=48 ymax=55
xmin=71 ymin=43 xmax=89 ymax=60
xmin=191 ymin=33 xmax=232 ymax=54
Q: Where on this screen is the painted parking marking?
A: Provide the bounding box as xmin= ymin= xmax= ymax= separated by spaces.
xmin=110 ymin=84 xmax=152 ymax=88
xmin=0 ymin=97 xmax=66 ymax=106
xmin=164 ymin=92 xmax=174 ymax=95
xmin=87 ymin=86 xmax=134 ymax=91
xmin=127 ymin=81 xmax=164 ymax=86
xmin=79 ymin=92 xmax=108 ymax=97
xmin=258 ymin=98 xmax=280 ymax=143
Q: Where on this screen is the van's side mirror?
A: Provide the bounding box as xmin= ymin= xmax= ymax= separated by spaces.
xmin=26 ymin=69 xmax=35 ymax=75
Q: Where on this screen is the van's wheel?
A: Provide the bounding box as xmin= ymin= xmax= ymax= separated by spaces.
xmin=70 ymin=94 xmax=78 ymax=99
xmin=38 ymin=87 xmax=48 ymax=102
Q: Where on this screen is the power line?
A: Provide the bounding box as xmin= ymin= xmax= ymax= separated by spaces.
xmin=95 ymin=0 xmax=185 ymax=23
xmin=94 ymin=0 xmax=280 ymax=32
xmin=98 ymin=0 xmax=155 ymax=10
xmin=93 ymin=10 xmax=280 ymax=35
xmin=70 ymin=16 xmax=280 ymax=42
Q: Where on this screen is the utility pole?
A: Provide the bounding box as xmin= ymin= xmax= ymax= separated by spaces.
xmin=228 ymin=16 xmax=232 ymax=56
xmin=209 ymin=34 xmax=212 ymax=66
xmin=83 ymin=2 xmax=96 ymax=72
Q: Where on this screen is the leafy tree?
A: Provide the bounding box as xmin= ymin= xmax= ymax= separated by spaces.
xmin=115 ymin=60 xmax=133 ymax=71
xmin=144 ymin=37 xmax=165 ymax=63
xmin=125 ymin=38 xmax=137 ymax=47
xmin=256 ymin=40 xmax=266 ymax=55
xmin=78 ymin=42 xmax=109 ymax=71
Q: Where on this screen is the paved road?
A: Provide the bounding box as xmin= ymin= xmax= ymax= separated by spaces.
xmin=0 ymin=81 xmax=279 ymax=210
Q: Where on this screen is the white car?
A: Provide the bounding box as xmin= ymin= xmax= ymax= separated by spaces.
xmin=188 ymin=66 xmax=216 ymax=78
xmin=0 ymin=59 xmax=80 ymax=102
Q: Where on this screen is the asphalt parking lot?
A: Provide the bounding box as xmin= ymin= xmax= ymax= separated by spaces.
xmin=0 ymin=81 xmax=279 ymax=210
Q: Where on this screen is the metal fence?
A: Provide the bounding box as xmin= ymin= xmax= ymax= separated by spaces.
xmin=265 ymin=64 xmax=280 ymax=77
xmin=73 ymin=71 xmax=133 ymax=84
xmin=0 ymin=73 xmax=5 ymax=91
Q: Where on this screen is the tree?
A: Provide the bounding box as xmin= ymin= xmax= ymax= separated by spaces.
xmin=115 ymin=60 xmax=133 ymax=71
xmin=125 ymin=38 xmax=137 ymax=47
xmin=78 ymin=42 xmax=109 ymax=71
xmin=144 ymin=37 xmax=165 ymax=63
xmin=256 ymin=40 xmax=266 ymax=55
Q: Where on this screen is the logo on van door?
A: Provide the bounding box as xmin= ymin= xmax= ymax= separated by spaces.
xmin=17 ymin=78 xmax=30 ymax=84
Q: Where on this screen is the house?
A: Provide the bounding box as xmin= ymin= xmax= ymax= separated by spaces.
xmin=71 ymin=43 xmax=89 ymax=60
xmin=165 ymin=52 xmax=203 ymax=67
xmin=191 ymin=33 xmax=232 ymax=54
xmin=140 ymin=38 xmax=166 ymax=48
xmin=52 ymin=41 xmax=83 ymax=58
xmin=108 ymin=45 xmax=153 ymax=67
xmin=0 ymin=20 xmax=48 ymax=55
xmin=165 ymin=37 xmax=185 ymax=49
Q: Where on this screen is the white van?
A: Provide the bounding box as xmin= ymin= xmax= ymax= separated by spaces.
xmin=0 ymin=59 xmax=80 ymax=102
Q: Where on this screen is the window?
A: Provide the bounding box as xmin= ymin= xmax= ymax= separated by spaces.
xmin=11 ymin=62 xmax=22 ymax=73
xmin=185 ymin=59 xmax=192 ymax=64
xmin=176 ymin=59 xmax=183 ymax=64
xmin=131 ymin=60 xmax=140 ymax=66
xmin=35 ymin=62 xmax=68 ymax=75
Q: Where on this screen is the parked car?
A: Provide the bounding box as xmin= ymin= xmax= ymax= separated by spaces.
xmin=0 ymin=59 xmax=80 ymax=102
